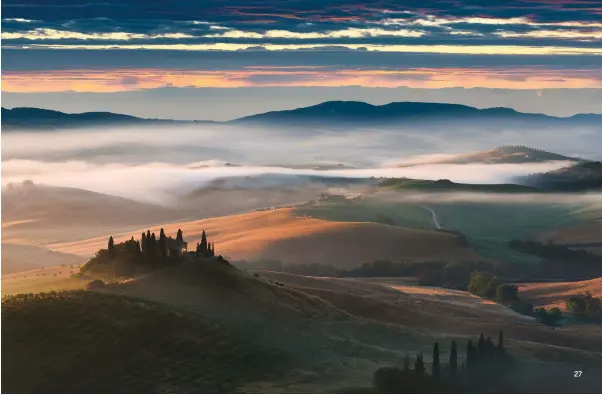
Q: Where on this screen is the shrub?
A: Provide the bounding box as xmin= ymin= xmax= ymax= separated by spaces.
xmin=86 ymin=279 xmax=106 ymax=290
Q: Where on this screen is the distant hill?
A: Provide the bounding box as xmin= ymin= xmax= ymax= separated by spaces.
xmin=397 ymin=146 xmax=583 ymax=166
xmin=378 ymin=178 xmax=543 ymax=193
xmin=232 ymin=101 xmax=602 ymax=126
xmin=4 ymin=103 xmax=600 ymax=130
xmin=1 ymin=107 xmax=210 ymax=130
xmin=519 ymin=161 xmax=602 ymax=191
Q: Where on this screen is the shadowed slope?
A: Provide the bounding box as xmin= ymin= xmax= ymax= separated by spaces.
xmin=1 ymin=291 xmax=286 ymax=393
xmin=519 ymin=278 xmax=602 ymax=311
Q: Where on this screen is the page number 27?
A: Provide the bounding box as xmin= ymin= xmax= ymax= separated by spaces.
xmin=574 ymin=371 xmax=583 ymax=378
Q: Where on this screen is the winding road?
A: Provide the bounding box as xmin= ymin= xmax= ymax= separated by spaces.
xmin=419 ymin=205 xmax=443 ymax=229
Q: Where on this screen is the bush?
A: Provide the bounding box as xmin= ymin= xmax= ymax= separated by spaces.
xmin=496 ymin=284 xmax=519 ymax=304
xmin=86 ymin=279 xmax=106 ymax=290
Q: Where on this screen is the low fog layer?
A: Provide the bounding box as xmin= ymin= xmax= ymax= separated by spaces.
xmin=2 ymin=159 xmax=573 ymax=204
xmin=1 ymin=123 xmax=599 ymax=204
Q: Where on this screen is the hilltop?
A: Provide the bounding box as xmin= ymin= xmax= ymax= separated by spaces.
xmin=1 ymin=107 xmax=212 ymax=130
xmin=520 ymin=161 xmax=602 ymax=191
xmin=378 ymin=178 xmax=542 ymax=193
xmin=232 ymin=101 xmax=602 ymax=126
xmin=4 ymin=102 xmax=601 ymax=130
xmin=397 ymin=146 xmax=582 ymax=166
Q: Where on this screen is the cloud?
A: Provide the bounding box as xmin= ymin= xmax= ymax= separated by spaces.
xmin=1 ymin=28 xmax=194 ymax=40
xmin=206 ymin=27 xmax=427 ymax=39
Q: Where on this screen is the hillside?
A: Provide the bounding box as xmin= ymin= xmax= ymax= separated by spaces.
xmin=1 ymin=107 xmax=209 ymax=130
xmin=378 ymin=178 xmax=542 ymax=193
xmin=1 ymin=243 xmax=82 ymax=274
xmin=519 ymin=278 xmax=602 ymax=311
xmin=1 ymin=291 xmax=286 ymax=393
xmin=520 ymin=161 xmax=602 ymax=191
xmin=2 ymin=183 xmax=188 ymax=244
xmin=397 ymin=146 xmax=581 ymax=166
xmin=49 ymin=208 xmax=484 ymax=267
xmin=530 ymin=217 xmax=602 ymax=255
xmin=232 ymin=101 xmax=602 ymax=126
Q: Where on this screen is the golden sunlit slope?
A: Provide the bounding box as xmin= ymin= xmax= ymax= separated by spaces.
xmin=1 ymin=183 xmax=187 ymax=244
xmin=1 ymin=264 xmax=89 ymax=296
xmin=531 ymin=217 xmax=602 ymax=255
xmin=519 ymin=278 xmax=602 ymax=311
xmin=50 ymin=208 xmax=483 ymax=267
xmin=1 ymin=243 xmax=83 ymax=274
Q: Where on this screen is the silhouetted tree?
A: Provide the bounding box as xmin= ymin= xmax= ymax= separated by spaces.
xmin=432 ymin=342 xmax=440 ymax=378
xmin=497 ymin=331 xmax=505 ymax=353
xmin=200 ymin=230 xmax=208 ymax=254
xmin=477 ymin=334 xmax=485 ymax=360
xmin=108 ymin=236 xmax=115 ymax=258
xmin=414 ymin=353 xmax=425 ymax=374
xmin=450 ymin=340 xmax=458 ymax=378
xmin=403 ymin=354 xmax=411 ymax=372
xmin=159 ymin=228 xmax=167 ymax=259
xmin=466 ymin=339 xmax=476 ymax=371
xmin=176 ymin=228 xmax=183 ymax=244
xmin=141 ymin=232 xmax=147 ymax=253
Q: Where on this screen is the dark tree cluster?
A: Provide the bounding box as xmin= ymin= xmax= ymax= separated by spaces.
xmin=373 ymin=331 xmax=515 ymax=393
xmin=508 ymin=239 xmax=602 ymax=279
xmin=566 ymin=292 xmax=602 ymax=321
xmin=194 ymin=230 xmax=216 ymax=258
xmin=82 ymin=229 xmax=218 ymax=278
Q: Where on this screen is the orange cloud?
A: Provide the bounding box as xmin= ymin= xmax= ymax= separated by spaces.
xmin=2 ymin=67 xmax=601 ymax=92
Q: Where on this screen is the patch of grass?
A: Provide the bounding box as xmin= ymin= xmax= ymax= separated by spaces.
xmin=1 ymin=291 xmax=287 ymax=393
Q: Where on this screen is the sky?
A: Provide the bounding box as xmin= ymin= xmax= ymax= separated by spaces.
xmin=2 ymin=0 xmax=602 ymax=120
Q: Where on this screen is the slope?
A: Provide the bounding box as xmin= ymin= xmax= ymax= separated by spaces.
xmin=1 ymin=291 xmax=286 ymax=393
xmin=519 ymin=278 xmax=602 ymax=311
xmin=530 ymin=217 xmax=602 ymax=255
xmin=50 ymin=208 xmax=484 ymax=267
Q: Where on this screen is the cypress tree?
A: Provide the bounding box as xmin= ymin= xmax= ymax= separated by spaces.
xmin=477 ymin=334 xmax=485 ymax=360
xmin=141 ymin=232 xmax=147 ymax=253
xmin=146 ymin=230 xmax=151 ymax=243
xmin=176 ymin=229 xmax=183 ymax=244
xmin=450 ymin=340 xmax=458 ymax=378
xmin=211 ymin=242 xmax=215 ymax=257
xmin=108 ymin=236 xmax=115 ymax=258
xmin=432 ymin=342 xmax=440 ymax=378
xmin=200 ymin=230 xmax=208 ymax=255
xmin=466 ymin=339 xmax=475 ymax=371
xmin=497 ymin=331 xmax=505 ymax=353
xmin=159 ymin=228 xmax=167 ymax=260
xmin=150 ymin=233 xmax=157 ymax=265
xmin=414 ymin=353 xmax=425 ymax=374
xmin=195 ymin=242 xmax=200 ymax=257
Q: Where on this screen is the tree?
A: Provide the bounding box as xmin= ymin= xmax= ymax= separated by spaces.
xmin=176 ymin=228 xmax=183 ymax=244
xmin=449 ymin=340 xmax=458 ymax=378
xmin=414 ymin=353 xmax=425 ymax=374
xmin=497 ymin=331 xmax=505 ymax=353
xmin=159 ymin=228 xmax=167 ymax=259
xmin=108 ymin=236 xmax=115 ymax=258
xmin=477 ymin=334 xmax=485 ymax=361
xmin=496 ymin=284 xmax=519 ymax=304
xmin=466 ymin=339 xmax=476 ymax=371
xmin=403 ymin=354 xmax=411 ymax=372
xmin=141 ymin=232 xmax=147 ymax=253
xmin=200 ymin=230 xmax=208 ymax=255
xmin=566 ymin=296 xmax=587 ymax=319
xmin=432 ymin=342 xmax=440 ymax=378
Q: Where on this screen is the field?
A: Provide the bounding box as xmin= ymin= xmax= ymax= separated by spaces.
xmin=296 ymin=193 xmax=602 ymax=263
xmin=1 ymin=265 xmax=88 ymax=296
xmin=531 ymin=217 xmax=602 ymax=255
xmin=48 ymin=208 xmax=483 ymax=268
xmin=519 ymin=278 xmax=602 ymax=311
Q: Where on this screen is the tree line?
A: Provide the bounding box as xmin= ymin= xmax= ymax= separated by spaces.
xmin=374 ymin=331 xmax=515 ymax=393
xmin=82 ymin=229 xmax=217 ymax=278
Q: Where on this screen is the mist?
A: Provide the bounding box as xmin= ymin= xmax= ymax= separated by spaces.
xmin=1 ymin=123 xmax=599 ymax=204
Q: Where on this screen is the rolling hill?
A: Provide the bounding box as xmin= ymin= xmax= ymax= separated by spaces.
xmin=378 ymin=178 xmax=543 ymax=193
xmin=397 ymin=146 xmax=582 ymax=166
xmin=1 ymin=107 xmax=212 ymax=130
xmin=1 ymin=290 xmax=286 ymax=393
xmin=520 ymin=161 xmax=602 ymax=191
xmin=232 ymin=101 xmax=602 ymax=126
xmin=49 ymin=208 xmax=484 ymax=267
xmin=529 ymin=217 xmax=602 ymax=255
xmin=519 ymin=278 xmax=602 ymax=311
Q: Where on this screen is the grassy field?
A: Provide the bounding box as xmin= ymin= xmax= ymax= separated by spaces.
xmin=1 ymin=265 xmax=89 ymax=296
xmin=296 ymin=195 xmax=602 ymax=263
xmin=1 ymin=291 xmax=288 ymax=393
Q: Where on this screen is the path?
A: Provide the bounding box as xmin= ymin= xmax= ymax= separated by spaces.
xmin=418 ymin=205 xmax=442 ymax=229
